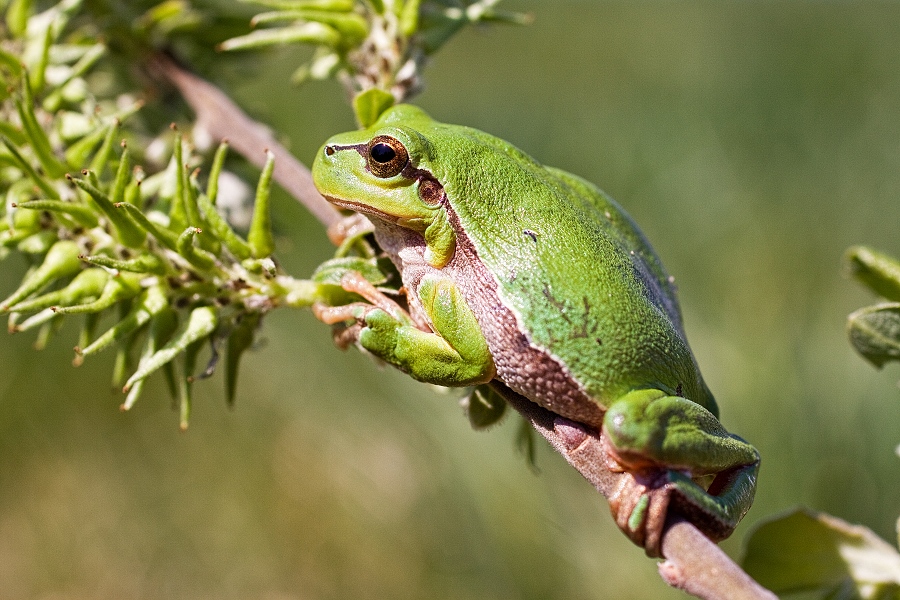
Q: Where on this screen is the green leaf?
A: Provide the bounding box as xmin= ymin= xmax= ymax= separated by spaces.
xmin=312 ymin=256 xmax=389 ymax=286
xmin=69 ymin=173 xmax=146 ymax=248
xmin=419 ymin=1 xmax=531 ymax=55
xmin=398 ymin=0 xmax=420 ymax=37
xmin=178 ymin=337 xmax=204 ymax=430
xmin=240 ymin=0 xmax=355 ymax=9
xmin=846 ymin=246 xmax=900 ymax=302
xmin=168 ymin=130 xmax=189 ymax=232
xmin=515 ymin=415 xmax=538 ymax=472
xmin=6 ymin=0 xmax=33 ymax=37
xmin=219 ymin=22 xmax=341 ymax=51
xmin=251 ymin=9 xmax=368 ymax=43
xmin=85 ymin=116 xmax=119 ymax=177
xmin=353 ymin=88 xmax=395 ymax=128
xmin=847 ymin=303 xmax=900 ymax=368
xmin=742 ymin=508 xmax=900 ymax=598
xmin=225 ymin=312 xmax=260 ymax=406
xmin=462 ymin=384 xmax=507 ymax=430
xmin=291 ymin=49 xmax=341 ymax=84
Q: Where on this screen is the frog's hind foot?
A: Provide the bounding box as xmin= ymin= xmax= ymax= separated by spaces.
xmin=607 ymin=462 xmax=759 ymax=558
xmin=607 ymin=470 xmax=673 ymax=558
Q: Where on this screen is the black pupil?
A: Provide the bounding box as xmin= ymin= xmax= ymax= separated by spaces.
xmin=370 ymin=143 xmax=396 ymax=163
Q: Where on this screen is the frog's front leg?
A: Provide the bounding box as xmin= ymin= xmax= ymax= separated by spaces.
xmin=319 ymin=272 xmax=496 ymax=387
xmin=602 ymin=389 xmax=759 ymax=557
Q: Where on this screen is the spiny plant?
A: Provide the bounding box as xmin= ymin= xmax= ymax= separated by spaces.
xmin=0 ymin=0 xmax=523 ymax=428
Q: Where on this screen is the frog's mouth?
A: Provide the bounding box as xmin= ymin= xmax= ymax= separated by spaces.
xmin=321 ymin=194 xmax=404 ymax=223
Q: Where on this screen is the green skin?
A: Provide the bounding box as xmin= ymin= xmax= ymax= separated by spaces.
xmin=312 ymin=104 xmax=759 ymax=555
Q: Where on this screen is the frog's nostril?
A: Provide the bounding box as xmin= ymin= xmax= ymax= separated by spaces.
xmin=325 ymin=146 xmax=335 ymax=156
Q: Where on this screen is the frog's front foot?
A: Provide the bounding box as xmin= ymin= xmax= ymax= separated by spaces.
xmin=312 ymin=270 xmax=418 ymax=350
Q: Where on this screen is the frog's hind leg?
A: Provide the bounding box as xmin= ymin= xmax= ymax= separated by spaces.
xmin=602 ymin=388 xmax=759 ymax=556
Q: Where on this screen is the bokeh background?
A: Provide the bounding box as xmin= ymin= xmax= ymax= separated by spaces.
xmin=3 ymin=1 xmax=900 ymax=598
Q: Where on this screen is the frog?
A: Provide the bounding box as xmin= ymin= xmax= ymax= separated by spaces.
xmin=310 ymin=104 xmax=759 ymax=557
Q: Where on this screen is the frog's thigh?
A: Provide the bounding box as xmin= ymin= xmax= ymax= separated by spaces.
xmin=603 ymin=388 xmax=758 ymax=473
xmin=359 ymin=275 xmax=495 ymax=387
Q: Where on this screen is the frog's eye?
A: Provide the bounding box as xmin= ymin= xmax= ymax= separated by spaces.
xmin=367 ymin=135 xmax=409 ymax=178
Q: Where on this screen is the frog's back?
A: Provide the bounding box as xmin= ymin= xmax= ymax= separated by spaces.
xmin=426 ymin=123 xmax=715 ymax=414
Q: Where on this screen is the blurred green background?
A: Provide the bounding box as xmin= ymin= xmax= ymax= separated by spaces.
xmin=3 ymin=1 xmax=900 ymax=598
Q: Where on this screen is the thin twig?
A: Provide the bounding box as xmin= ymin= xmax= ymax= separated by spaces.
xmin=151 ymin=56 xmax=776 ymax=600
xmin=503 ymin=391 xmax=775 ymax=600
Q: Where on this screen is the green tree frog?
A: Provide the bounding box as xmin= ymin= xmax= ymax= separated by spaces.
xmin=311 ymin=104 xmax=759 ymax=556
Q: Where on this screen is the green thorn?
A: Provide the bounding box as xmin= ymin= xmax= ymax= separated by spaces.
xmin=53 ymin=271 xmax=143 ymax=316
xmin=179 ymin=338 xmax=205 ymax=430
xmin=78 ymin=284 xmax=167 ymax=357
xmin=207 ymin=140 xmax=229 ymax=205
xmin=80 ymin=252 xmax=169 ymax=276
xmin=123 ymin=305 xmax=218 ymax=393
xmin=187 ymin=170 xmax=220 ymax=256
xmin=1 ymin=240 xmax=82 ymax=310
xmin=247 ymin=149 xmax=275 ymax=258
xmin=1 ymin=136 xmax=59 ymax=199
xmin=33 ymin=313 xmax=63 ymax=351
xmin=16 ymin=75 xmax=65 ymax=178
xmin=122 ymin=306 xmax=179 ymax=410
xmin=69 ymin=173 xmax=146 ymax=248
xmin=196 ymin=185 xmax=251 ymax=260
xmin=87 ymin=112 xmax=118 ymax=177
xmin=14 ymin=199 xmax=99 ymax=228
xmin=168 ymin=129 xmax=189 ymax=232
xmin=7 ymin=267 xmax=108 ymax=314
xmin=176 ymin=227 xmax=217 ymax=271
xmin=114 ymin=202 xmax=179 ymax=251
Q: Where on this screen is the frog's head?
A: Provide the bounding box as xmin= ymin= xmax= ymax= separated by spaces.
xmin=313 ymin=104 xmax=456 ymax=267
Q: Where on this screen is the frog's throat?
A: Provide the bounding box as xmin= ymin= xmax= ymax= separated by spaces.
xmin=323 ymin=194 xmax=457 ymax=269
